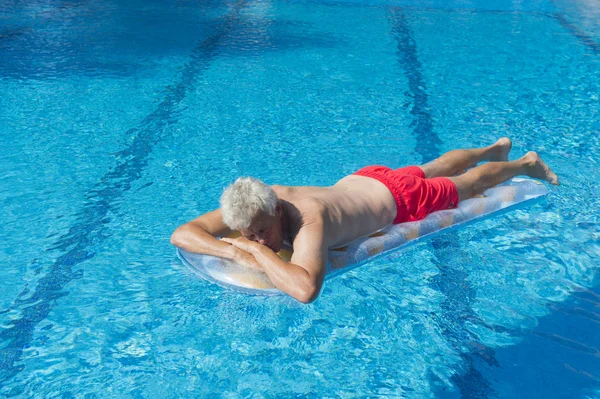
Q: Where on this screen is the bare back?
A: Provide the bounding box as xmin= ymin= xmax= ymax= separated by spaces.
xmin=273 ymin=175 xmax=397 ymax=249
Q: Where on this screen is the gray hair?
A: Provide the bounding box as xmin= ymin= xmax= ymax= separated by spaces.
xmin=220 ymin=177 xmax=278 ymax=230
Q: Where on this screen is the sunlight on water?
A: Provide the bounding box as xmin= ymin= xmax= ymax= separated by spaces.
xmin=0 ymin=0 xmax=599 ymax=397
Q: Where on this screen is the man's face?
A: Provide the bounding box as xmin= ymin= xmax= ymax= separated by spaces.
xmin=240 ymin=207 xmax=283 ymax=253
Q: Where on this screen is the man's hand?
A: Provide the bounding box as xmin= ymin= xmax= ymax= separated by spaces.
xmin=233 ymin=249 xmax=263 ymax=272
xmin=221 ymin=237 xmax=264 ymax=271
xmin=221 ymin=236 xmax=261 ymax=255
xmin=223 ymin=226 xmax=326 ymax=304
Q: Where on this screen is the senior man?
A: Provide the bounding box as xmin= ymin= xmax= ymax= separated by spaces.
xmin=171 ymin=138 xmax=558 ymax=303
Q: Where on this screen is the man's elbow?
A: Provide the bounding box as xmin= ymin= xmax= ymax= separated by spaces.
xmin=296 ymin=284 xmax=320 ymax=304
xmin=170 ymin=225 xmax=188 ymax=247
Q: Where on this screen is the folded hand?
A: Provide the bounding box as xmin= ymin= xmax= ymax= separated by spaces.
xmin=221 ymin=236 xmax=257 ymax=254
xmin=221 ymin=237 xmax=263 ymax=271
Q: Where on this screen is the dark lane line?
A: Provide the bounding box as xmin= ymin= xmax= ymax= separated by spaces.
xmin=0 ymin=0 xmax=247 ymax=385
xmin=389 ymin=8 xmax=440 ymax=162
xmin=550 ymin=12 xmax=600 ymax=56
xmin=0 ymin=27 xmax=30 ymax=43
xmin=388 ymin=9 xmax=497 ymax=398
xmin=280 ymin=0 xmax=558 ymax=17
xmin=429 ymin=238 xmax=499 ymax=398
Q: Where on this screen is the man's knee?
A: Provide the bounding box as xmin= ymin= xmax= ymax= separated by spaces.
xmin=419 ymin=162 xmax=439 ymax=179
xmin=447 ymin=176 xmax=472 ymax=201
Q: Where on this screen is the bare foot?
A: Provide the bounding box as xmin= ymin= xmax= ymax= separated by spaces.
xmin=523 ymin=151 xmax=559 ymax=185
xmin=490 ymin=137 xmax=512 ymax=162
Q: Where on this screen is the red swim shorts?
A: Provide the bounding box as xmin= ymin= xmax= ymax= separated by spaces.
xmin=354 ymin=165 xmax=459 ymax=224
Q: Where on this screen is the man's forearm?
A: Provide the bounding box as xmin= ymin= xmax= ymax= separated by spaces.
xmin=251 ymin=245 xmax=319 ymax=303
xmin=170 ymin=224 xmax=236 ymax=260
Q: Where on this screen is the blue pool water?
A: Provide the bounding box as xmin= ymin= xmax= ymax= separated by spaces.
xmin=1 ymin=0 xmax=599 ymax=397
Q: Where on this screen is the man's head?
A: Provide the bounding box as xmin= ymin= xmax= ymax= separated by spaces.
xmin=220 ymin=177 xmax=284 ymax=252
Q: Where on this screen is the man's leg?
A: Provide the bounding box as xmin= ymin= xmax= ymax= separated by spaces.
xmin=420 ymin=137 xmax=512 ymax=178
xmin=449 ymin=152 xmax=559 ymax=201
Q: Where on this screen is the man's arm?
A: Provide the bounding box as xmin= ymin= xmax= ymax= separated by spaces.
xmin=170 ymin=209 xmax=262 ymax=270
xmin=222 ymin=222 xmax=328 ymax=303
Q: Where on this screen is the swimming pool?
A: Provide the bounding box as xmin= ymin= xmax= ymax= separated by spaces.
xmin=1 ymin=0 xmax=598 ymax=397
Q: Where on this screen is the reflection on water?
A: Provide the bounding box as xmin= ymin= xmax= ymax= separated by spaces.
xmin=0 ymin=0 xmax=599 ymax=397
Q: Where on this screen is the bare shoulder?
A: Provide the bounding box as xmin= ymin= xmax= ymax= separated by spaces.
xmin=270 ymin=184 xmax=285 ymax=191
xmin=272 ymin=183 xmax=331 ymax=201
xmin=290 ymin=202 xmax=328 ymax=268
xmin=294 ymin=197 xmax=327 ymax=222
xmin=283 ymin=197 xmax=326 ymax=244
